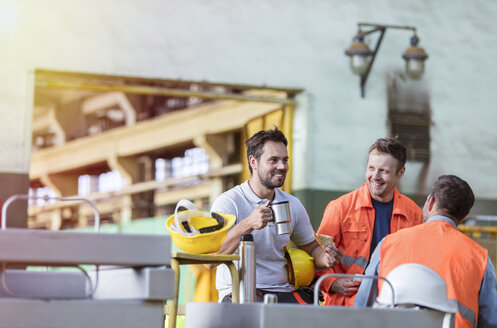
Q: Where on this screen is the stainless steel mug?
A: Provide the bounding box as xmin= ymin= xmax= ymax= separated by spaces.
xmin=270 ymin=201 xmax=292 ymax=235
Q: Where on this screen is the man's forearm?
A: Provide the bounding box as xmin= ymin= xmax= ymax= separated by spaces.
xmin=299 ymin=240 xmax=320 ymax=255
xmin=310 ymin=243 xmax=329 ymax=269
xmin=310 ymin=243 xmax=322 ymax=259
xmin=299 ymin=240 xmax=329 ymax=268
xmin=204 ymin=222 xmax=250 ymax=270
xmin=217 ymin=220 xmax=253 ymax=255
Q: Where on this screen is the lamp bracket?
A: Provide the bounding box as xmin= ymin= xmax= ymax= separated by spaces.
xmin=355 ymin=23 xmax=418 ymax=97
xmin=358 ymin=23 xmax=416 ymax=34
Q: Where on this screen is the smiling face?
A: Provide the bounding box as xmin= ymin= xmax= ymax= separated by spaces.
xmin=251 ymin=140 xmax=289 ymax=190
xmin=365 ymin=150 xmax=405 ymax=202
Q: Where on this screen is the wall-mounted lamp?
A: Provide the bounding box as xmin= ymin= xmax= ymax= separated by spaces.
xmin=345 ymin=23 xmax=428 ymax=97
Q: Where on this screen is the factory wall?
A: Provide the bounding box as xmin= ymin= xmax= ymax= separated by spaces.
xmin=1 ymin=0 xmax=496 ymax=225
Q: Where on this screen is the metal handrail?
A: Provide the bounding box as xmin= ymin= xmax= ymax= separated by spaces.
xmin=0 ymin=194 xmax=102 ymax=299
xmin=313 ymin=273 xmax=395 ymax=307
xmin=1 ymin=194 xmax=100 ymax=232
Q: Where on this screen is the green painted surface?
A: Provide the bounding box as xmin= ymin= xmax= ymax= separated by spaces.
xmin=165 ymin=315 xmax=185 ymax=328
xmin=293 ymin=189 xmax=347 ymax=230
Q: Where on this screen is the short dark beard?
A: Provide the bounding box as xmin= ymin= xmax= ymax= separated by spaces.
xmin=258 ymin=170 xmax=285 ymax=190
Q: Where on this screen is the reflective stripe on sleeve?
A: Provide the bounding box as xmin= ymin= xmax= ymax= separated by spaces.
xmin=341 ymin=254 xmax=368 ymax=269
xmin=449 ymin=299 xmax=476 ymax=327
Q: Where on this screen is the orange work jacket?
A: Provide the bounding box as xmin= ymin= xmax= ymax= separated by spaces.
xmin=379 ymin=219 xmax=488 ymax=328
xmin=316 ymin=183 xmax=422 ymax=306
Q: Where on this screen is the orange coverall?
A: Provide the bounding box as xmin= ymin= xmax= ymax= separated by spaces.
xmin=316 ymin=183 xmax=422 ymax=306
xmin=379 ymin=220 xmax=487 ymax=328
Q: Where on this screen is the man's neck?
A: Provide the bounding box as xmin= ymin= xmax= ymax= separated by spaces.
xmin=370 ymin=192 xmax=394 ymax=203
xmin=248 ymin=177 xmax=275 ymax=200
xmin=429 ymin=210 xmax=461 ymax=225
xmin=371 ymin=196 xmax=394 ymax=205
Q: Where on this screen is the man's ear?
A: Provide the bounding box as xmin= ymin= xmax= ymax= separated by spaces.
xmin=249 ymin=155 xmax=257 ymax=172
xmin=427 ymin=194 xmax=436 ymax=211
xmin=397 ymin=166 xmax=406 ymax=178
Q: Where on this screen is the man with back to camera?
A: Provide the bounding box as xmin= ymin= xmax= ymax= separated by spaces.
xmin=210 ymin=128 xmax=342 ymax=303
xmin=316 ymin=137 xmax=423 ymax=306
xmin=354 ymin=175 xmax=497 ymax=328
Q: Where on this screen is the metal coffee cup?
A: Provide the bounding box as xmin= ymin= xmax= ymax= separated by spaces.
xmin=269 ymin=201 xmax=292 ymax=235
xmin=275 ymin=221 xmax=291 ymax=235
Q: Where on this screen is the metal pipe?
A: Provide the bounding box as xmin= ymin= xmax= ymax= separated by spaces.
xmin=1 ymin=195 xmax=100 ymax=232
xmin=358 ymin=27 xmax=384 ymax=37
xmin=313 ymin=273 xmax=395 ymax=307
xmin=358 ymin=23 xmax=416 ymax=33
xmin=354 ymin=22 xmax=420 ymax=97
xmin=360 ymin=28 xmax=386 ymax=98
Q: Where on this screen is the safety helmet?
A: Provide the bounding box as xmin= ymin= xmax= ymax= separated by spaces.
xmin=167 ymin=199 xmax=217 ymax=236
xmin=166 ymin=199 xmax=236 ymax=254
xmin=375 ymin=263 xmax=457 ymax=313
xmin=285 ymin=248 xmax=315 ymax=289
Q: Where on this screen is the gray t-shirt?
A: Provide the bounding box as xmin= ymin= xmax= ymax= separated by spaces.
xmin=211 ymin=180 xmax=315 ymax=301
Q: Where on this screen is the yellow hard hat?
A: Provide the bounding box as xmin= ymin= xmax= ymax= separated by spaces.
xmin=166 ymin=199 xmax=236 ymax=254
xmin=285 ymin=248 xmax=315 ymax=289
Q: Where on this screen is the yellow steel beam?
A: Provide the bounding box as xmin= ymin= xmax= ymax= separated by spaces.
xmin=154 ymin=182 xmax=212 ymax=207
xmin=35 ymin=69 xmax=304 ymax=95
xmin=28 ymin=164 xmax=242 ymax=212
xmin=30 ymin=98 xmax=281 ymax=179
xmin=36 ymin=80 xmax=294 ymax=105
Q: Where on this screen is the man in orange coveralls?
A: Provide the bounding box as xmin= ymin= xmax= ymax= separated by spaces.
xmin=316 ymin=137 xmax=422 ymax=306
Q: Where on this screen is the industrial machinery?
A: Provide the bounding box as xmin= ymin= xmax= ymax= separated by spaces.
xmin=0 ymin=195 xmax=174 ymax=328
xmin=185 ymin=302 xmax=453 ymax=328
xmin=185 ymin=270 xmax=455 ymax=328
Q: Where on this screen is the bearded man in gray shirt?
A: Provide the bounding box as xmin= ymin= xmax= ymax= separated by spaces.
xmin=211 ymin=128 xmax=342 ymax=303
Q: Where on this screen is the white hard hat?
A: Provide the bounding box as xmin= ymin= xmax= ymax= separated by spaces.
xmin=376 ymin=263 xmax=457 ymax=313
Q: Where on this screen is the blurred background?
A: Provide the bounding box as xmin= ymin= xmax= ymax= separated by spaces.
xmin=1 ymin=0 xmax=496 ymax=303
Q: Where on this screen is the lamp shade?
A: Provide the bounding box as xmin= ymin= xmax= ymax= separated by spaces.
xmin=345 ymin=34 xmax=373 ymax=75
xmin=402 ymin=35 xmax=428 ymax=79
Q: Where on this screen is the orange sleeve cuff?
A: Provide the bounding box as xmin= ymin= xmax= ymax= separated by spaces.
xmin=321 ymin=276 xmax=338 ymax=294
xmin=316 ymin=268 xmax=338 ymax=294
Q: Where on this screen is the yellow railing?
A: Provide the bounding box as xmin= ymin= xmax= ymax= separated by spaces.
xmin=458 ymin=225 xmax=497 ymax=238
xmin=458 ymin=225 xmax=497 ymax=267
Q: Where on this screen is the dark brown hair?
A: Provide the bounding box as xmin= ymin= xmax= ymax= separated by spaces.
xmin=245 ymin=128 xmax=288 ymax=174
xmin=430 ymin=175 xmax=474 ymax=222
xmin=369 ymin=137 xmax=407 ymax=173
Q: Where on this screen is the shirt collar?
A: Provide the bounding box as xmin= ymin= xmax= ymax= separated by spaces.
xmin=355 ymin=183 xmax=373 ymax=210
xmin=426 ymin=215 xmax=457 ymax=228
xmin=240 ymin=180 xmax=282 ymax=205
xmin=355 ymin=183 xmax=410 ymax=219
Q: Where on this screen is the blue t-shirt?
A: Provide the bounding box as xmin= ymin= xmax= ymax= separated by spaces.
xmin=370 ymin=197 xmax=393 ymax=257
